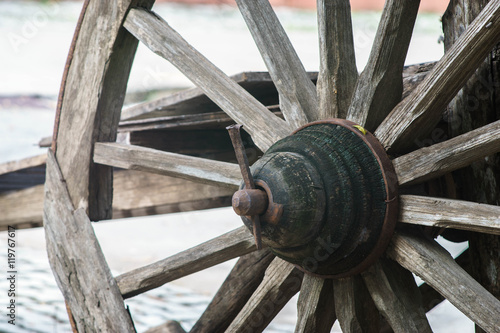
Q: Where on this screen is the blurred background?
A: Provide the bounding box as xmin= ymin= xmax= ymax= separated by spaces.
xmin=0 ymin=0 xmax=471 ymax=332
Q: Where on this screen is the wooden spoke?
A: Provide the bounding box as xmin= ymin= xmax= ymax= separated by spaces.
xmin=393 ymin=119 xmax=500 ymax=185
xmin=333 ymin=276 xmax=380 ymax=332
xmin=362 ymin=258 xmax=432 ymax=333
xmin=399 ymin=195 xmax=500 ymax=235
xmin=124 ymin=8 xmax=290 ymax=151
xmin=295 ymin=275 xmax=335 ymax=333
xmin=93 ymin=142 xmax=241 ymax=190
xmin=116 ymin=226 xmax=256 ymax=299
xmin=190 ymin=250 xmax=275 ymax=333
xmin=235 ymin=0 xmax=318 ymax=127
xmin=347 ymin=0 xmax=420 ymax=131
xmin=387 ymin=229 xmax=500 ymax=332
xmin=44 ymin=151 xmax=135 ymax=332
xmin=375 ymin=0 xmax=500 ymax=151
xmin=316 ymin=0 xmax=357 ymax=119
xmin=419 ymin=249 xmax=471 ymax=314
xmin=225 ymin=258 xmax=303 ymax=333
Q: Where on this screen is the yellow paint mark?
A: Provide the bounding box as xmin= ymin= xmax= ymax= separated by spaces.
xmin=353 ymin=125 xmax=367 ymax=135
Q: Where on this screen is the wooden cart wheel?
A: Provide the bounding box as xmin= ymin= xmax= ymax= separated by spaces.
xmin=43 ymin=0 xmax=500 ymax=332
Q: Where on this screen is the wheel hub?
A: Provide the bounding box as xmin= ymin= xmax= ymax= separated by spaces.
xmin=232 ymin=119 xmax=398 ymax=277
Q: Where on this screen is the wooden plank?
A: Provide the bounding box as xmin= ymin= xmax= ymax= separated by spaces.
xmin=43 ymin=151 xmax=135 ymax=332
xmin=362 ymin=258 xmax=432 ymax=333
xmin=316 ymin=0 xmax=357 ymax=119
xmin=190 ymin=250 xmax=275 ymax=333
xmin=225 ymin=258 xmax=303 ymax=333
xmin=347 ymin=0 xmax=420 ymax=131
xmin=54 ymin=0 xmax=155 ymax=220
xmin=235 ymin=0 xmax=318 ymax=128
xmin=124 ymin=8 xmax=290 ymax=152
xmin=119 ymin=107 xmax=281 ymax=132
xmin=116 ymin=226 xmax=256 ymax=298
xmin=112 ymin=169 xmax=233 ymax=215
xmin=94 ymin=142 xmax=241 ymax=189
xmin=0 ymin=154 xmax=46 ymax=176
xmin=387 ymin=229 xmax=500 ymax=332
xmin=0 ymin=169 xmax=233 ymax=228
xmin=375 ymin=0 xmax=500 ymax=151
xmin=0 ymin=185 xmax=44 ymax=228
xmin=295 ymin=275 xmax=335 ymax=333
xmin=120 ymin=71 xmax=316 ymax=121
xmin=393 ymin=119 xmax=500 ymax=185
xmin=399 ymin=195 xmax=500 ymax=235
xmin=333 ymin=276 xmax=380 ymax=333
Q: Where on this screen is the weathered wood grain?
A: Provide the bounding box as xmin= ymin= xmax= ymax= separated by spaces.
xmin=0 ymin=154 xmax=46 ymax=176
xmin=375 ymin=0 xmax=500 ymax=151
xmin=333 ymin=276 xmax=380 ymax=333
xmin=94 ymin=142 xmax=241 ymax=189
xmin=399 ymin=195 xmax=500 ymax=235
xmin=112 ymin=169 xmax=233 ymax=216
xmin=362 ymin=258 xmax=432 ymax=333
xmin=0 ymin=185 xmax=44 ymax=228
xmin=295 ymin=275 xmax=335 ymax=333
xmin=443 ymin=3 xmax=500 ymax=331
xmin=347 ymin=0 xmax=420 ymax=131
xmin=54 ymin=0 xmax=155 ymax=220
xmin=225 ymin=258 xmax=303 ymax=333
xmin=124 ymin=8 xmax=290 ymax=151
xmin=190 ymin=250 xmax=275 ymax=333
xmin=235 ymin=0 xmax=318 ymax=128
xmin=387 ymin=229 xmax=500 ymax=332
xmin=120 ymin=71 xmax=316 ymax=122
xmin=393 ymin=119 xmax=500 ymax=185
xmin=43 ymin=151 xmax=135 ymax=332
xmin=316 ymin=0 xmax=357 ymax=119
xmin=116 ymin=226 xmax=256 ymax=298
xmin=119 ymin=65 xmax=427 ymax=125
xmin=0 ymin=169 xmax=234 ymax=228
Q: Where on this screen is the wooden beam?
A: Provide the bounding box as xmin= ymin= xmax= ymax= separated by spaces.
xmin=333 ymin=276 xmax=380 ymax=332
xmin=44 ymin=151 xmax=135 ymax=332
xmin=393 ymin=119 xmax=500 ymax=185
xmin=235 ymin=0 xmax=318 ymax=128
xmin=375 ymin=0 xmax=500 ymax=152
xmin=190 ymin=250 xmax=275 ymax=333
xmin=124 ymin=7 xmax=290 ymax=151
xmin=54 ymin=0 xmax=155 ymax=220
xmin=0 ymin=185 xmax=44 ymax=228
xmin=316 ymin=0 xmax=357 ymax=119
xmin=295 ymin=275 xmax=335 ymax=333
xmin=347 ymin=0 xmax=420 ymax=131
xmin=225 ymin=258 xmax=303 ymax=332
xmin=387 ymin=229 xmax=500 ymax=332
xmin=94 ymin=142 xmax=241 ymax=189
xmin=0 ymin=154 xmax=46 ymax=176
xmin=399 ymin=195 xmax=500 ymax=235
xmin=362 ymin=258 xmax=432 ymax=333
xmin=0 ymin=169 xmax=234 ymax=229
xmin=116 ymin=226 xmax=256 ymax=298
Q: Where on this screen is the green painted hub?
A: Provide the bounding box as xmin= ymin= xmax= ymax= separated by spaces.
xmin=240 ymin=119 xmax=398 ymax=277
